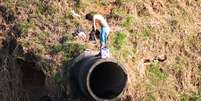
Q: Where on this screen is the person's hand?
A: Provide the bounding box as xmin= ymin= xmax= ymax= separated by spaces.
xmin=92 ymin=26 xmax=96 ymax=32
xmin=78 ymin=32 xmax=87 ymax=41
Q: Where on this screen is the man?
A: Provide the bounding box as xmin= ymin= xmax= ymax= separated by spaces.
xmin=85 ymin=12 xmax=110 ymax=58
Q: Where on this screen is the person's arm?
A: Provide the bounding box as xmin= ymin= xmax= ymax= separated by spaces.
xmin=93 ymin=15 xmax=96 ymax=31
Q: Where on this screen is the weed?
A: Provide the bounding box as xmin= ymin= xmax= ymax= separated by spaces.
xmin=136 ymin=3 xmax=150 ymax=17
xmin=36 ymin=0 xmax=56 ymax=16
xmin=59 ymin=34 xmax=73 ymax=44
xmin=52 ymin=43 xmax=85 ymax=62
xmin=35 ymin=43 xmax=46 ymax=55
xmin=38 ymin=31 xmax=51 ymax=42
xmin=110 ymin=7 xmax=127 ymax=20
xmin=169 ymin=19 xmax=178 ymax=32
xmin=145 ymin=61 xmax=168 ymax=100
xmin=180 ymin=95 xmax=187 ymax=101
xmin=113 ymin=31 xmax=126 ymax=49
xmin=179 ymin=92 xmax=201 ymax=101
xmin=134 ymin=28 xmax=151 ymax=38
xmin=145 ymin=94 xmax=156 ymax=101
xmin=115 ymin=0 xmax=135 ymax=6
xmin=142 ymin=29 xmax=151 ymax=37
xmin=5 ymin=0 xmax=14 ymax=8
xmin=147 ymin=61 xmax=167 ymax=82
xmin=185 ymin=34 xmax=201 ymax=56
xmin=189 ymin=92 xmax=201 ymax=101
xmin=75 ymin=0 xmax=81 ymax=8
xmin=100 ymin=0 xmax=110 ymax=6
xmin=52 ymin=43 xmax=63 ymax=53
xmin=18 ymin=20 xmax=34 ymax=35
xmin=172 ymin=56 xmax=189 ymax=72
xmin=3 ymin=0 xmax=201 ymax=100
xmin=54 ymin=73 xmax=63 ymax=83
xmin=75 ymin=0 xmax=92 ymax=13
xmin=122 ymin=15 xmax=135 ymax=28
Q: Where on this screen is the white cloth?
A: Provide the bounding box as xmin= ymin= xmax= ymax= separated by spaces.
xmin=101 ymin=48 xmax=110 ymax=59
xmin=77 ymin=32 xmax=86 ymax=40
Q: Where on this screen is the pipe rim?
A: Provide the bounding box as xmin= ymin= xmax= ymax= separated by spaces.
xmin=86 ymin=58 xmax=128 ymax=100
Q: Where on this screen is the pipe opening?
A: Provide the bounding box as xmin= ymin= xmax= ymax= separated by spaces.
xmin=89 ymin=62 xmax=127 ymax=99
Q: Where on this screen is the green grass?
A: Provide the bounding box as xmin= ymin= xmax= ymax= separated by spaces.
xmin=122 ymin=15 xmax=135 ymax=28
xmin=115 ymin=0 xmax=127 ymax=5
xmin=75 ymin=0 xmax=94 ymax=13
xmin=145 ymin=94 xmax=156 ymax=101
xmin=115 ymin=0 xmax=137 ymax=6
xmin=188 ymin=35 xmax=201 ymax=51
xmin=113 ymin=31 xmax=126 ymax=50
xmin=143 ymin=61 xmax=168 ymax=100
xmin=110 ymin=7 xmax=127 ymax=20
xmin=133 ymin=28 xmax=151 ymax=38
xmin=54 ymin=73 xmax=63 ymax=83
xmin=148 ymin=61 xmax=167 ymax=81
xmin=141 ymin=29 xmax=151 ymax=37
xmin=35 ymin=0 xmax=56 ymax=16
xmin=3 ymin=0 xmax=201 ymax=100
xmin=180 ymin=95 xmax=188 ymax=101
xmin=52 ymin=43 xmax=86 ymax=62
xmin=18 ymin=20 xmax=34 ymax=35
xmin=180 ymin=92 xmax=201 ymax=101
xmin=100 ymin=0 xmax=110 ymax=6
xmin=189 ymin=93 xmax=201 ymax=101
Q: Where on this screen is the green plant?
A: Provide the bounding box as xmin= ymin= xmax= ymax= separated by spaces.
xmin=189 ymin=92 xmax=201 ymax=101
xmin=142 ymin=29 xmax=151 ymax=37
xmin=75 ymin=0 xmax=92 ymax=13
xmin=180 ymin=95 xmax=187 ymax=101
xmin=54 ymin=73 xmax=63 ymax=83
xmin=36 ymin=0 xmax=56 ymax=16
xmin=52 ymin=43 xmax=86 ymax=62
xmin=145 ymin=94 xmax=156 ymax=101
xmin=171 ymin=56 xmax=189 ymax=72
xmin=52 ymin=43 xmax=63 ymax=53
xmin=135 ymin=28 xmax=151 ymax=38
xmin=148 ymin=61 xmax=167 ymax=81
xmin=169 ymin=19 xmax=178 ymax=32
xmin=179 ymin=92 xmax=201 ymax=101
xmin=113 ymin=31 xmax=126 ymax=49
xmin=38 ymin=31 xmax=51 ymax=43
xmin=115 ymin=0 xmax=132 ymax=6
xmin=100 ymin=0 xmax=110 ymax=6
xmin=110 ymin=7 xmax=127 ymax=20
xmin=18 ymin=20 xmax=33 ymax=35
xmin=187 ymin=35 xmax=201 ymax=53
xmin=122 ymin=16 xmax=135 ymax=28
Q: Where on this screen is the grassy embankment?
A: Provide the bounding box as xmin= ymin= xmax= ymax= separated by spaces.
xmin=4 ymin=0 xmax=201 ymax=100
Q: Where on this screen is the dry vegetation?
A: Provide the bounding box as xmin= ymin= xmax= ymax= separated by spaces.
xmin=0 ymin=0 xmax=201 ymax=101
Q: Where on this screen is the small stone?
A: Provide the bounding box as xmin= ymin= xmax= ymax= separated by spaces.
xmin=197 ymin=32 xmax=201 ymax=39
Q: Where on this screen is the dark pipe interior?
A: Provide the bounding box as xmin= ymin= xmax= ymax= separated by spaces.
xmin=89 ymin=62 xmax=127 ymax=99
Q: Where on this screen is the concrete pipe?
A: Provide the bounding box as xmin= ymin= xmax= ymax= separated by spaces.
xmin=72 ymin=54 xmax=128 ymax=101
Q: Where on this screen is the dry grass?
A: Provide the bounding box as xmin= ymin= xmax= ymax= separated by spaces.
xmin=1 ymin=0 xmax=201 ymax=100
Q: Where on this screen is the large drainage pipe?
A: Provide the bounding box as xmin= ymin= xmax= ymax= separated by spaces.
xmin=71 ymin=53 xmax=128 ymax=101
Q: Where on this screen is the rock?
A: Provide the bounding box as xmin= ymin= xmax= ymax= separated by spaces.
xmin=197 ymin=32 xmax=201 ymax=39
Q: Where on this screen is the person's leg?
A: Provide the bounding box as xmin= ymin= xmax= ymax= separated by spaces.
xmin=104 ymin=27 xmax=110 ymax=48
xmin=96 ymin=27 xmax=109 ymax=57
xmin=96 ymin=27 xmax=104 ymax=57
xmin=100 ymin=27 xmax=107 ymax=49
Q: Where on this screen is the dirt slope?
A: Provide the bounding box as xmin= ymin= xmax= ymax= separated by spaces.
xmin=0 ymin=0 xmax=201 ymax=101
